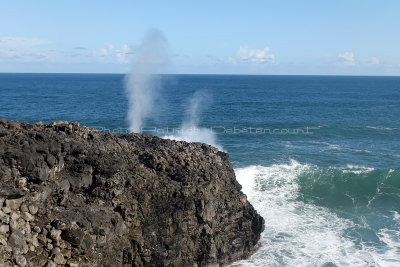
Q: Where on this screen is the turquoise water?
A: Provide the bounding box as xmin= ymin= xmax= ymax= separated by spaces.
xmin=1 ymin=73 xmax=400 ymax=266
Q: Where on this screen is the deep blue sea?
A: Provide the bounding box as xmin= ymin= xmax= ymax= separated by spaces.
xmin=1 ymin=73 xmax=400 ymax=266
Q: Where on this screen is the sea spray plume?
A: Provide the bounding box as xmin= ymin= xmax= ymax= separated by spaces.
xmin=164 ymin=90 xmax=222 ymax=150
xmin=125 ymin=29 xmax=170 ymax=133
xmin=183 ymin=90 xmax=209 ymax=129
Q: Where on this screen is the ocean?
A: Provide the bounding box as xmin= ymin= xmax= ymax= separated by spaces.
xmin=1 ymin=73 xmax=400 ymax=266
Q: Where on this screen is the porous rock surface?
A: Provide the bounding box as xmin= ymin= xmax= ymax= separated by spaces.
xmin=0 ymin=119 xmax=264 ymax=266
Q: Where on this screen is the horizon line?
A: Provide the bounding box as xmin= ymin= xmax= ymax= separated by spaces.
xmin=0 ymin=72 xmax=399 ymax=78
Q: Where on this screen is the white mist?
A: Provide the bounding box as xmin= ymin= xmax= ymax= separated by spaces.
xmin=125 ymin=29 xmax=169 ymax=133
xmin=163 ymin=90 xmax=222 ymax=150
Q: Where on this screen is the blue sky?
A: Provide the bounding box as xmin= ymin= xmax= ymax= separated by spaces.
xmin=0 ymin=1 xmax=399 ymax=75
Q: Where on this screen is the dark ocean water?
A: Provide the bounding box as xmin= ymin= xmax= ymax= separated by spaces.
xmin=1 ymin=73 xmax=400 ymax=266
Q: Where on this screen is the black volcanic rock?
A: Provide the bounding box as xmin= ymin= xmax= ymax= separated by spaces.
xmin=0 ymin=118 xmax=264 ymax=266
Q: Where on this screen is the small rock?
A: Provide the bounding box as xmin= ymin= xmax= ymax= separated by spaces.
xmin=5 ymin=198 xmax=24 ymax=210
xmin=31 ymin=238 xmax=39 ymax=248
xmin=37 ymin=233 xmax=47 ymax=244
xmin=2 ymin=206 xmax=11 ymax=214
xmin=24 ymin=221 xmax=31 ymax=233
xmin=17 ymin=177 xmax=27 ymax=188
xmin=33 ymin=226 xmax=41 ymax=233
xmin=47 ymin=243 xmax=54 ymax=250
xmin=80 ymin=234 xmax=93 ymax=252
xmin=51 ymin=247 xmax=61 ymax=255
xmin=20 ymin=204 xmax=29 ymax=212
xmin=28 ymin=205 xmax=38 ymax=215
xmin=61 ymin=228 xmax=84 ymax=246
xmin=9 ymin=219 xmax=19 ymax=230
xmin=0 ymin=215 xmax=10 ymax=224
xmin=15 ymin=255 xmax=27 ymax=266
xmin=115 ymin=221 xmax=127 ymax=237
xmin=0 ymin=224 xmax=9 ymax=234
xmin=5 ymin=245 xmax=13 ymax=253
xmin=62 ymin=248 xmax=71 ymax=258
xmin=50 ymin=229 xmax=62 ymax=240
xmin=58 ymin=239 xmax=67 ymax=249
xmin=0 ymin=261 xmax=12 ymax=267
xmin=10 ymin=211 xmax=20 ymax=220
xmin=53 ymin=252 xmax=64 ymax=264
xmin=68 ymin=261 xmax=80 ymax=267
xmin=54 ymin=220 xmax=68 ymax=230
xmin=8 ymin=230 xmax=26 ymax=250
xmin=21 ymin=212 xmax=34 ymax=221
xmin=0 ymin=235 xmax=7 ymax=245
xmin=46 ymin=261 xmax=57 ymax=267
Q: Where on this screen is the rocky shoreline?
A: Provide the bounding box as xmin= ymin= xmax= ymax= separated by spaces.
xmin=0 ymin=119 xmax=264 ymax=266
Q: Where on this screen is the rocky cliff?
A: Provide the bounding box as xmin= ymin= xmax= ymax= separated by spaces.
xmin=0 ymin=119 xmax=264 ymax=266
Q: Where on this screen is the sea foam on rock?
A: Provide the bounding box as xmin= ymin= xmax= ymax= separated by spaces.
xmin=0 ymin=118 xmax=264 ymax=266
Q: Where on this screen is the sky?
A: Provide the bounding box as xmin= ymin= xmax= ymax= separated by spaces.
xmin=0 ymin=0 xmax=399 ymax=75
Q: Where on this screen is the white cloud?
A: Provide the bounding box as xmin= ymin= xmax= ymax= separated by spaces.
xmin=123 ymin=44 xmax=131 ymax=53
xmin=227 ymin=57 xmax=237 ymax=64
xmin=0 ymin=37 xmax=48 ymax=48
xmin=338 ymin=52 xmax=355 ymax=66
xmin=368 ymin=57 xmax=379 ymax=65
xmin=100 ymin=48 xmax=108 ymax=57
xmin=0 ymin=37 xmax=52 ymax=62
xmin=95 ymin=43 xmax=134 ymax=63
xmin=237 ymin=45 xmax=275 ymax=64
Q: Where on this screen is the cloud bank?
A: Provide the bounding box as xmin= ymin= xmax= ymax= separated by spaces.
xmin=0 ymin=37 xmax=51 ymax=62
xmin=338 ymin=52 xmax=355 ymax=66
xmin=237 ymin=45 xmax=275 ymax=64
xmin=368 ymin=57 xmax=379 ymax=65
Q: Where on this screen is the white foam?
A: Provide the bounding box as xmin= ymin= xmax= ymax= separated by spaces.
xmin=302 ymin=141 xmax=343 ymax=151
xmin=344 ymin=164 xmax=375 ymax=174
xmin=374 ymin=228 xmax=400 ymax=266
xmin=163 ymin=126 xmax=223 ymax=151
xmin=366 ymin=126 xmax=397 ymax=131
xmin=230 ymin=161 xmax=398 ymax=266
